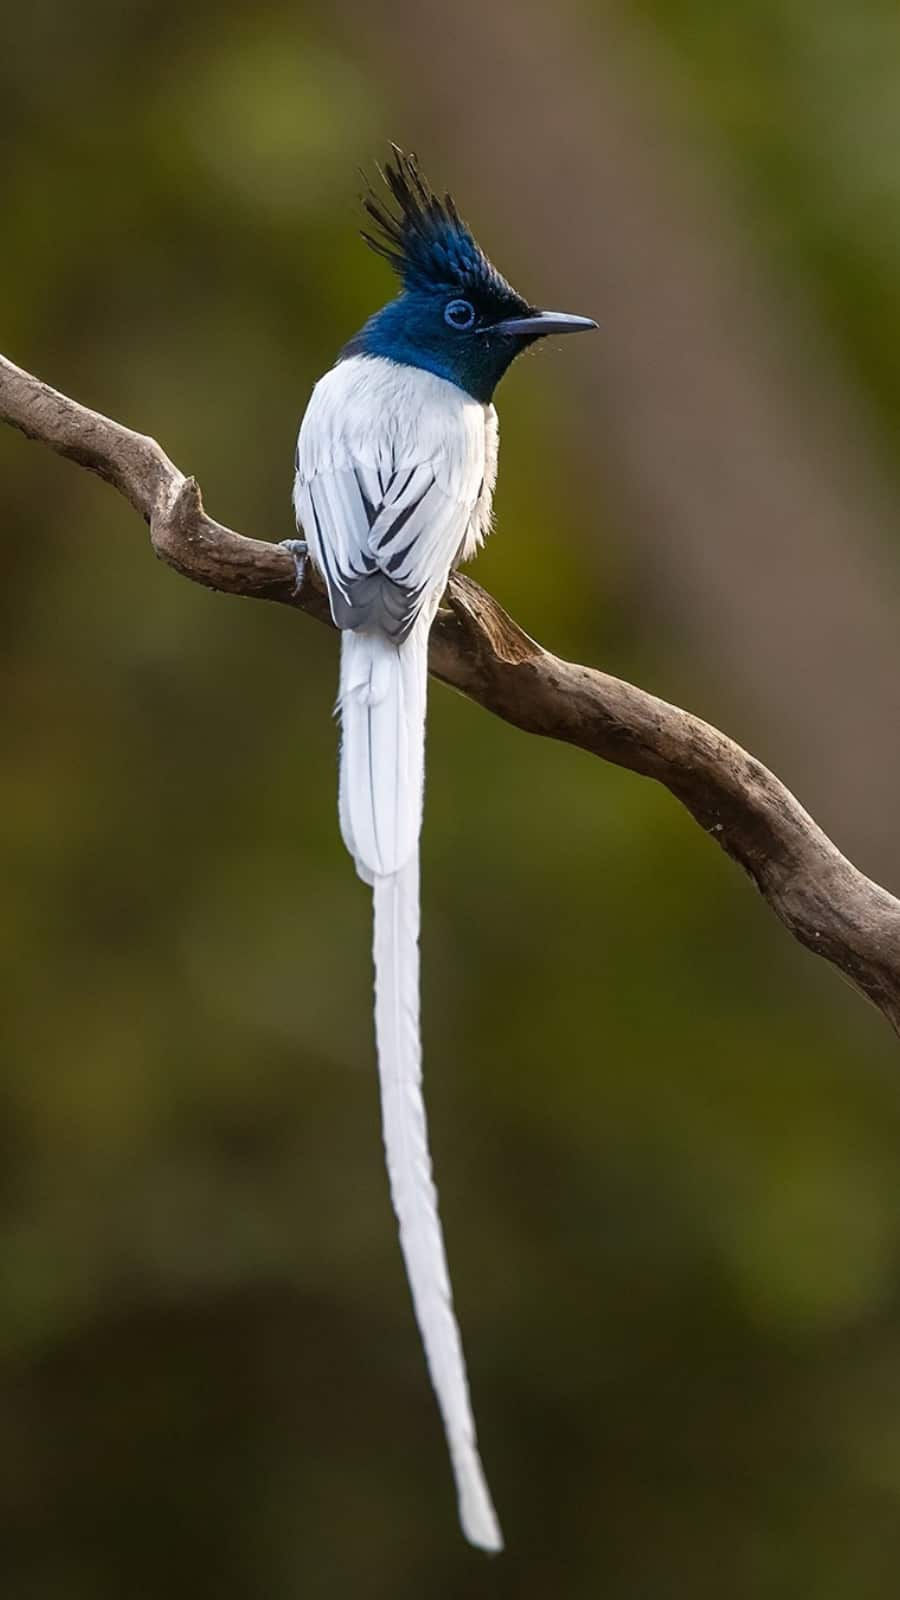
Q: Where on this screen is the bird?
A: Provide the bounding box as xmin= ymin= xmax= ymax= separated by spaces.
xmin=289 ymin=146 xmax=596 ymax=1552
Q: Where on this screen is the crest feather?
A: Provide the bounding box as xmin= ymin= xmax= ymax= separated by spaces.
xmin=361 ymin=145 xmax=528 ymax=308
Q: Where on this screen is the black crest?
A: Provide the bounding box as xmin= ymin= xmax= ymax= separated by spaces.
xmin=361 ymin=145 xmax=529 ymax=310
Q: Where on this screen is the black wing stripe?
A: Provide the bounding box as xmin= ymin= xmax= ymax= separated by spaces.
xmin=388 ymin=466 xmax=416 ymax=502
xmin=376 ymin=480 xmax=432 ymax=549
xmin=354 ymin=467 xmax=378 ymax=527
xmin=386 ymin=539 xmax=417 ymax=575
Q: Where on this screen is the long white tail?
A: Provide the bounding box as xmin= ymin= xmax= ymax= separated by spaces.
xmin=339 ymin=622 xmax=502 ymax=1552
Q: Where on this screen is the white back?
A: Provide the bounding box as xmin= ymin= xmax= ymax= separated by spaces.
xmin=294 ymin=355 xmax=497 ymax=641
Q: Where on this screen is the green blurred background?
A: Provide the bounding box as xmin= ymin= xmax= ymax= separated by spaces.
xmin=4 ymin=1 xmax=900 ymax=1594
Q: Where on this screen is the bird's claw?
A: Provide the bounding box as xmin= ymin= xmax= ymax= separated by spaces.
xmin=279 ymin=538 xmax=309 ymax=596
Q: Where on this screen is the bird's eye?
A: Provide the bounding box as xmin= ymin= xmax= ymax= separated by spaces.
xmin=444 ymin=298 xmax=475 ymax=330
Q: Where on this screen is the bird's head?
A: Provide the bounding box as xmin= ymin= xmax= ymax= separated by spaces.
xmin=344 ymin=147 xmax=597 ymax=403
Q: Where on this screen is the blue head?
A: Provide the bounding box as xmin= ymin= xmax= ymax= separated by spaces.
xmin=342 ymin=148 xmax=597 ymax=404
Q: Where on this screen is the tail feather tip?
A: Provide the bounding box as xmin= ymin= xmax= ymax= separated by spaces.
xmin=460 ymin=1483 xmax=503 ymax=1554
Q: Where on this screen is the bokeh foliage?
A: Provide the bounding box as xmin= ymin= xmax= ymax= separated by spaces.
xmin=3 ymin=2 xmax=900 ymax=1595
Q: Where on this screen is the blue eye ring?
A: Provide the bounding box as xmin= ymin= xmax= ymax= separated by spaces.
xmin=444 ymin=298 xmax=475 ymax=330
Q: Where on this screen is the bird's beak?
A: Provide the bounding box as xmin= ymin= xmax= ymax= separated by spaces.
xmin=486 ymin=310 xmax=598 ymax=337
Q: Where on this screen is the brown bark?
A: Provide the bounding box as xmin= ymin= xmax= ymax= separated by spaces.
xmin=3 ymin=349 xmax=899 ymax=1035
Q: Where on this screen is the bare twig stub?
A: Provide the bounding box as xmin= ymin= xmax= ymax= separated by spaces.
xmin=3 ymin=350 xmax=900 ymax=1034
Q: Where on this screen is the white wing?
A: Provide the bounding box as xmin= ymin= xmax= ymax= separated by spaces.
xmin=294 ymin=355 xmax=490 ymax=640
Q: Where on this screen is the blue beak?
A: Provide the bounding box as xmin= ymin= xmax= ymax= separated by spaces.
xmin=486 ymin=310 xmax=598 ymax=337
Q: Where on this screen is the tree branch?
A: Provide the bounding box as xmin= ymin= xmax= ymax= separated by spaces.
xmin=3 ymin=350 xmax=900 ymax=1035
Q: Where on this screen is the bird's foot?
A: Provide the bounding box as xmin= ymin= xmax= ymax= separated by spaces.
xmin=279 ymin=538 xmax=309 ymax=596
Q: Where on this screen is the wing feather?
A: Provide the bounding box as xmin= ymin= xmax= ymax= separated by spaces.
xmin=300 ymin=462 xmax=468 ymax=640
xmin=293 ymin=355 xmax=492 ymax=639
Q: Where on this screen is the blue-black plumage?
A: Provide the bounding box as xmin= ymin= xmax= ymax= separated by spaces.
xmin=342 ymin=145 xmax=597 ymax=402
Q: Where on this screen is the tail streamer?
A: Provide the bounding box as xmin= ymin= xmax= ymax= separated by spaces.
xmin=339 ymin=624 xmax=502 ymax=1552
